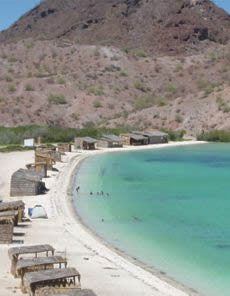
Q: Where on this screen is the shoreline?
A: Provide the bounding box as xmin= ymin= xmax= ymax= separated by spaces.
xmin=0 ymin=141 xmax=206 ymax=296
xmin=65 ymin=141 xmax=206 ymax=296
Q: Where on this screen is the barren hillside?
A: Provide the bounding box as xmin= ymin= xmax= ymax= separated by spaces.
xmin=1 ymin=0 xmax=230 ymax=55
xmin=1 ymin=0 xmax=230 ymax=135
xmin=1 ymin=39 xmax=230 ymax=135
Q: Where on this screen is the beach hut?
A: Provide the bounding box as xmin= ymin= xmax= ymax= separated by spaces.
xmin=0 ymin=210 xmax=18 ymax=226
xmin=74 ymin=137 xmax=97 ymax=150
xmin=0 ymin=200 xmax=25 ymax=223
xmin=133 ymin=131 xmax=169 ymax=144
xmin=0 ymin=217 xmax=14 ymax=244
xmin=35 ymin=153 xmax=56 ymax=170
xmin=26 ymin=162 xmax=48 ymax=178
xmin=120 ymin=133 xmax=148 ymax=146
xmin=8 ymin=244 xmax=55 ymax=276
xmin=17 ymin=256 xmax=68 ymax=291
xmin=97 ymin=134 xmax=123 ymax=148
xmin=10 ymin=169 xmax=47 ymax=197
xmin=23 ymin=268 xmax=81 ymax=296
xmin=39 ymin=289 xmax=97 ymax=296
xmin=57 ymin=143 xmax=72 ymax=153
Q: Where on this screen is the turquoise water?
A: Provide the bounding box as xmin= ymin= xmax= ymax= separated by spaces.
xmin=73 ymin=144 xmax=230 ymax=296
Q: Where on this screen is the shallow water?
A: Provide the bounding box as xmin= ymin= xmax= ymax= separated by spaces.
xmin=73 ymin=144 xmax=230 ymax=296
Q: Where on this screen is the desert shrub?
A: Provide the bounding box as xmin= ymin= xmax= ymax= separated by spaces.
xmin=120 ymin=71 xmax=128 ymax=77
xmin=57 ymin=76 xmax=66 ymax=85
xmin=175 ymin=114 xmax=183 ymax=123
xmin=216 ymin=96 xmax=230 ymax=113
xmin=161 ymin=129 xmax=185 ymax=141
xmin=8 ymin=57 xmax=17 ymax=63
xmin=8 ymin=84 xmax=16 ymax=93
xmin=197 ymin=130 xmax=230 ymax=142
xmin=166 ymin=82 xmax=177 ymax=97
xmin=0 ymin=145 xmax=33 ymax=153
xmin=156 ymin=96 xmax=168 ymax=107
xmin=132 ymin=49 xmax=147 ymax=58
xmin=4 ymin=75 xmax=13 ymax=82
xmin=25 ymin=83 xmax=34 ymax=91
xmin=48 ymin=94 xmax=67 ymax=105
xmin=0 ymin=125 xmax=137 ymax=145
xmin=93 ymin=99 xmax=103 ymax=108
xmin=134 ymin=80 xmax=146 ymax=92
xmin=133 ymin=95 xmax=154 ymax=111
xmin=87 ymin=85 xmax=104 ymax=96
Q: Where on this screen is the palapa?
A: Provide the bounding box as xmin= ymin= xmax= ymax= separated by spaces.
xmin=0 ymin=200 xmax=25 ymax=223
xmin=23 ymin=268 xmax=81 ymax=296
xmin=17 ymin=256 xmax=67 ymax=276
xmin=17 ymin=256 xmax=68 ymax=288
xmin=0 ymin=217 xmax=14 ymax=244
xmin=10 ymin=169 xmax=47 ymax=197
xmin=0 ymin=210 xmax=18 ymax=226
xmin=9 ymin=244 xmax=55 ymax=276
xmin=40 ymin=289 xmax=97 ymax=296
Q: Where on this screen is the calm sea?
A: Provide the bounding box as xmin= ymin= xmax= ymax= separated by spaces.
xmin=73 ymin=144 xmax=230 ymax=296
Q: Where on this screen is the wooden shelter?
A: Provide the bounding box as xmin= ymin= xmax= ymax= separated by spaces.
xmin=120 ymin=133 xmax=148 ymax=146
xmin=35 ymin=153 xmax=56 ymax=170
xmin=97 ymin=134 xmax=123 ymax=148
xmin=23 ymin=268 xmax=81 ymax=296
xmin=40 ymin=289 xmax=97 ymax=296
xmin=0 ymin=200 xmax=25 ymax=223
xmin=0 ymin=210 xmax=18 ymax=226
xmin=17 ymin=256 xmax=67 ymax=277
xmin=133 ymin=131 xmax=169 ymax=144
xmin=74 ymin=137 xmax=97 ymax=150
xmin=0 ymin=217 xmax=14 ymax=244
xmin=26 ymin=162 xmax=48 ymax=178
xmin=8 ymin=244 xmax=55 ymax=276
xmin=10 ymin=169 xmax=46 ymax=197
xmin=57 ymin=143 xmax=72 ymax=153
xmin=17 ymin=256 xmax=68 ymax=290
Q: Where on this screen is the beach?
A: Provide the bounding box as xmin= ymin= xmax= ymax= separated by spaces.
xmin=0 ymin=141 xmax=205 ymax=296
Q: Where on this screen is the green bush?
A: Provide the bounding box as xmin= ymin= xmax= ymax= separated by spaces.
xmin=48 ymin=94 xmax=67 ymax=105
xmin=197 ymin=130 xmax=230 ymax=142
xmin=0 ymin=125 xmax=135 ymax=145
xmin=161 ymin=129 xmax=185 ymax=141
xmin=134 ymin=80 xmax=146 ymax=92
xmin=216 ymin=96 xmax=230 ymax=113
xmin=25 ymin=84 xmax=34 ymax=91
xmin=133 ymin=95 xmax=154 ymax=111
xmin=0 ymin=145 xmax=33 ymax=153
xmin=8 ymin=84 xmax=16 ymax=93
xmin=93 ymin=100 xmax=103 ymax=108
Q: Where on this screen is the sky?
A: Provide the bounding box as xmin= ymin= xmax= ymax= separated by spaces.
xmin=0 ymin=0 xmax=230 ymax=32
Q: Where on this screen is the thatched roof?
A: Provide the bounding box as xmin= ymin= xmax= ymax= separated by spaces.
xmin=8 ymin=244 xmax=55 ymax=259
xmin=16 ymin=256 xmax=67 ymax=271
xmin=0 ymin=210 xmax=17 ymax=218
xmin=102 ymin=134 xmax=121 ymax=143
xmin=121 ymin=133 xmax=147 ymax=140
xmin=11 ymin=169 xmax=42 ymax=182
xmin=24 ymin=268 xmax=80 ymax=285
xmin=133 ymin=131 xmax=168 ymax=137
xmin=53 ymin=289 xmax=97 ymax=296
xmin=0 ymin=200 xmax=25 ymax=212
xmin=81 ymin=137 xmax=97 ymax=144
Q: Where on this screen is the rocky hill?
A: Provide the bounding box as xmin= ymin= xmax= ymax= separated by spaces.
xmin=1 ymin=0 xmax=230 ymax=135
xmin=1 ymin=0 xmax=230 ymax=55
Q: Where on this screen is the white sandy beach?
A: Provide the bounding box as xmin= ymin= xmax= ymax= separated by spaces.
xmin=0 ymin=141 xmax=205 ymax=296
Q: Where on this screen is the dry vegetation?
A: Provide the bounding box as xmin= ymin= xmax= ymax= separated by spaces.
xmin=1 ymin=39 xmax=230 ymax=135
